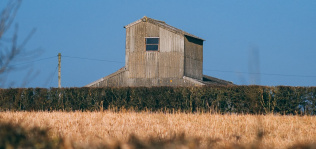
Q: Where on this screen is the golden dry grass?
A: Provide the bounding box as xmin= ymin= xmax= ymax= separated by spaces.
xmin=1 ymin=111 xmax=316 ymax=148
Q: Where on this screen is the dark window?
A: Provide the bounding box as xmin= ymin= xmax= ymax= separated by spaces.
xmin=145 ymin=37 xmax=159 ymax=51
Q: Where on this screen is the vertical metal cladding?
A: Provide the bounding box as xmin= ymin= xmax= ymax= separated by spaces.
xmin=86 ymin=16 xmax=220 ymax=87
xmin=159 ymin=27 xmax=184 ymax=79
xmin=127 ymin=22 xmax=146 ymax=78
xmin=126 ymin=21 xmax=185 ymax=82
xmin=184 ymin=35 xmax=203 ymax=80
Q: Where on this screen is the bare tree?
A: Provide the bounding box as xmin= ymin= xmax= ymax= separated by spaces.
xmin=0 ymin=0 xmax=38 ymax=87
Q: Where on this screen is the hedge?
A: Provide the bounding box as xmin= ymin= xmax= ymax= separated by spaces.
xmin=0 ymin=86 xmax=315 ymax=114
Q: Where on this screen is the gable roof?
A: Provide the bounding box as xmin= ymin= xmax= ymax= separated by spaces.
xmin=124 ymin=16 xmax=205 ymax=41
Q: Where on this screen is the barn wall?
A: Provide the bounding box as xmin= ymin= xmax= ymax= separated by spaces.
xmin=89 ymin=69 xmax=127 ymax=87
xmin=126 ymin=22 xmax=147 ymax=78
xmin=87 ymin=70 xmax=205 ymax=87
xmin=126 ymin=21 xmax=185 ymax=87
xmin=159 ymin=28 xmax=184 ymax=78
xmin=86 ymin=17 xmax=231 ymax=87
xmin=126 ymin=77 xmax=201 ymax=87
xmin=184 ymin=36 xmax=203 ymax=80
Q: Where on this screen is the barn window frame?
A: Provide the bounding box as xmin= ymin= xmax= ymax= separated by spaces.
xmin=145 ymin=37 xmax=159 ymax=51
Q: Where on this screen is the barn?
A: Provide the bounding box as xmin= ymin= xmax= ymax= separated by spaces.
xmin=86 ymin=16 xmax=232 ymax=87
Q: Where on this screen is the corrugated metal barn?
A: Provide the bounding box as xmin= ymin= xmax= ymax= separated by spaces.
xmin=86 ymin=16 xmax=232 ymax=87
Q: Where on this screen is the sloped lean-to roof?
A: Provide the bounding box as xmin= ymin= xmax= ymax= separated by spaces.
xmin=124 ymin=16 xmax=205 ymax=41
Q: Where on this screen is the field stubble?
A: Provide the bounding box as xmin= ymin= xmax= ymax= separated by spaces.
xmin=1 ymin=111 xmax=316 ymax=148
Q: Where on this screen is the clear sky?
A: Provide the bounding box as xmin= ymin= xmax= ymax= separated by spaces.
xmin=1 ymin=0 xmax=315 ymax=88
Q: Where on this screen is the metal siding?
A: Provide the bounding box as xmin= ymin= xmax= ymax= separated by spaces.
xmin=90 ymin=74 xmax=204 ymax=87
xmin=158 ymin=52 xmax=183 ymax=78
xmin=129 ymin=26 xmax=134 ymax=52
xmin=125 ymin=28 xmax=130 ymax=69
xmin=87 ymin=17 xmax=230 ymax=87
xmin=135 ymin=22 xmax=145 ymax=53
xmin=102 ymin=19 xmax=201 ymax=87
xmin=144 ymin=22 xmax=160 ymax=79
xmin=127 ymin=22 xmax=162 ymax=81
xmin=184 ymin=36 xmax=203 ymax=80
xmin=145 ymin=52 xmax=158 ymax=78
xmin=159 ymin=28 xmax=184 ymax=78
xmin=125 ymin=77 xmax=198 ymax=87
xmin=159 ymin=28 xmax=184 ymax=52
xmin=127 ymin=22 xmax=147 ymax=78
xmin=146 ymin=23 xmax=159 ymax=37
xmin=128 ymin=52 xmax=145 ymax=78
xmin=90 ymin=70 xmax=127 ymax=87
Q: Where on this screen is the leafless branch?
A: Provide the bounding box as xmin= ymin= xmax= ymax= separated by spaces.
xmin=0 ymin=0 xmax=21 ymax=39
xmin=0 ymin=0 xmax=22 ymax=74
xmin=0 ymin=0 xmax=39 ymax=87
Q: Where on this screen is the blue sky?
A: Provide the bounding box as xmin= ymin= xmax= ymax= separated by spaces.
xmin=1 ymin=0 xmax=315 ymax=88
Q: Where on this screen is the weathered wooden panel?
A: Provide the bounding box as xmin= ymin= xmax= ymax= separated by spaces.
xmin=146 ymin=22 xmax=159 ymax=37
xmin=158 ymin=27 xmax=184 ymax=78
xmin=134 ymin=22 xmax=146 ymax=53
xmin=125 ymin=20 xmax=196 ymax=86
xmin=128 ymin=52 xmax=145 ymax=78
xmin=89 ymin=73 xmax=204 ymax=87
xmin=145 ymin=52 xmax=158 ymax=78
xmin=158 ymin=52 xmax=183 ymax=78
xmin=127 ymin=22 xmax=146 ymax=53
xmin=184 ymin=36 xmax=203 ymax=80
xmin=86 ymin=17 xmax=226 ymax=87
xmin=89 ymin=69 xmax=127 ymax=87
xmin=127 ymin=21 xmax=161 ymax=80
xmin=125 ymin=28 xmax=130 ymax=68
xmin=128 ymin=26 xmax=134 ymax=52
xmin=126 ymin=77 xmax=199 ymax=87
xmin=159 ymin=28 xmax=184 ymax=53
xmin=127 ymin=21 xmax=147 ymax=79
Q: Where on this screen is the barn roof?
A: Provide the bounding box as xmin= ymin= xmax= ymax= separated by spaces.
xmin=124 ymin=16 xmax=205 ymax=41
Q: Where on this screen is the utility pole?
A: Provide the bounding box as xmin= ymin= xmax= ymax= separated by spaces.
xmin=58 ymin=53 xmax=61 ymax=88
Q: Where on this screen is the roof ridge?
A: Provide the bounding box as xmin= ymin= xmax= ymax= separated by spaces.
xmin=124 ymin=16 xmax=205 ymax=41
xmin=145 ymin=16 xmax=165 ymax=24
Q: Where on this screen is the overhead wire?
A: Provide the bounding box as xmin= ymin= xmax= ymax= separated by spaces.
xmin=203 ymin=69 xmax=316 ymax=78
xmin=48 ymin=64 xmax=58 ymax=87
xmin=62 ymin=55 xmax=316 ymax=78
xmin=12 ymin=55 xmax=316 ymax=80
xmin=62 ymin=55 xmax=125 ymax=64
xmin=10 ymin=56 xmax=57 ymax=66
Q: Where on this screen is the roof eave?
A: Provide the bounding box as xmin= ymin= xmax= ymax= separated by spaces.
xmin=124 ymin=19 xmax=142 ymax=29
xmin=184 ymin=34 xmax=205 ymax=41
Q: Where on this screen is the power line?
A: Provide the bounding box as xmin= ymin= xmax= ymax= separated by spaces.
xmin=62 ymin=55 xmax=125 ymax=64
xmin=61 ymin=55 xmax=316 ymax=78
xmin=10 ymin=56 xmax=56 ymax=66
xmin=13 ymin=54 xmax=314 ymax=79
xmin=49 ymin=64 xmax=58 ymax=87
xmin=203 ymin=69 xmax=316 ymax=78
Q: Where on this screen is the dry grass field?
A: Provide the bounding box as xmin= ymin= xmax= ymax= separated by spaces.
xmin=1 ymin=111 xmax=316 ymax=148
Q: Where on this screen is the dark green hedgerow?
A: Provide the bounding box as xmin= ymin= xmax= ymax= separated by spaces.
xmin=0 ymin=86 xmax=315 ymax=114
